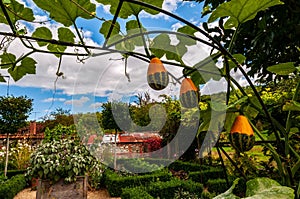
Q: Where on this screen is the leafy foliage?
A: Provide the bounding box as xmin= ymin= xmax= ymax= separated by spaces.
xmin=213 ymin=178 xmax=295 ymax=199
xmin=0 ymin=95 xmax=33 ymax=134
xmin=26 ymin=139 xmax=103 ymax=183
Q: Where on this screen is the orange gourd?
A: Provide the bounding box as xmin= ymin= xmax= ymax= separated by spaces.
xmin=147 ymin=57 xmax=169 ymax=90
xmin=179 ymin=77 xmax=199 ymax=108
xmin=229 ymin=115 xmax=255 ymax=153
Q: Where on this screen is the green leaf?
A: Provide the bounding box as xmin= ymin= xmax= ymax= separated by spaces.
xmin=245 ymin=177 xmax=295 ymax=199
xmin=0 ymin=53 xmax=16 ymax=69
xmin=177 ymin=25 xmax=197 ymax=46
xmin=47 ymin=44 xmax=66 ymax=57
xmin=0 ymin=74 xmax=5 ymax=82
xmin=267 ymin=62 xmax=296 ymax=75
xmin=227 ymin=96 xmax=248 ymax=109
xmin=192 ymin=54 xmax=222 ymax=82
xmin=97 ymin=0 xmax=163 ymax=19
xmin=150 ymin=33 xmax=171 ymax=58
xmin=58 ymin=27 xmax=75 ymax=43
xmin=125 ymin=20 xmax=144 ymax=46
xmin=226 ymin=54 xmax=246 ymax=71
xmin=33 ymin=0 xmax=96 ymax=26
xmin=208 ymin=0 xmax=284 ymax=29
xmin=282 ymin=100 xmax=300 ymax=111
xmin=8 ymin=57 xmax=36 ymax=81
xmin=32 ymin=27 xmax=52 ymax=47
xmin=0 ymin=0 xmax=34 ymax=25
xmin=100 ymin=20 xmax=123 ymax=47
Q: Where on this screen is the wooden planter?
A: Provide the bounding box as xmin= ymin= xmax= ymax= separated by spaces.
xmin=36 ymin=176 xmax=87 ymax=199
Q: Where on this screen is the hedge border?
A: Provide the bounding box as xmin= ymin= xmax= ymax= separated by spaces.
xmin=0 ymin=174 xmax=27 ymax=199
xmin=104 ymin=169 xmax=172 ymax=197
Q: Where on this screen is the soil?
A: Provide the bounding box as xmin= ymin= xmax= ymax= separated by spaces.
xmin=14 ymin=188 xmax=121 ymax=199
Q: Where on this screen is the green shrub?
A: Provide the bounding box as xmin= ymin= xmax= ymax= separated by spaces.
xmin=168 ymin=160 xmax=210 ymax=172
xmin=121 ymin=187 xmax=154 ymax=199
xmin=206 ymin=178 xmax=228 ymax=194
xmin=0 ymin=174 xmax=26 ymax=199
xmin=147 ymin=178 xmax=203 ymax=199
xmin=104 ymin=169 xmax=172 ymax=197
xmin=188 ymin=167 xmax=225 ymax=183
xmin=116 ymin=158 xmax=163 ymax=173
xmin=0 ymin=169 xmax=26 ymax=179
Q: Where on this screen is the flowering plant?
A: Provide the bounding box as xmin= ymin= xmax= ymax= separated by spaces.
xmin=25 ymin=139 xmax=102 ymax=183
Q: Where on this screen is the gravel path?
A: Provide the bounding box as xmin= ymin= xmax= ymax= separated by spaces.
xmin=14 ymin=188 xmax=121 ymax=199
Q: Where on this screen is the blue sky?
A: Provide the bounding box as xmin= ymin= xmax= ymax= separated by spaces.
xmin=0 ymin=0 xmax=226 ymax=121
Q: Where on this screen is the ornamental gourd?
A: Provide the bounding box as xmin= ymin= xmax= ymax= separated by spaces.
xmin=179 ymin=77 xmax=199 ymax=108
xmin=147 ymin=57 xmax=169 ymax=90
xmin=229 ymin=115 xmax=255 ymax=153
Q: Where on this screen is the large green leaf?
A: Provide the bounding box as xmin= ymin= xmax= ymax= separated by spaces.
xmin=0 ymin=0 xmax=34 ymax=25
xmin=208 ymin=0 xmax=284 ymax=29
xmin=177 ymin=25 xmax=197 ymax=46
xmin=192 ymin=54 xmax=222 ymax=82
xmin=0 ymin=53 xmax=16 ymax=69
xmin=32 ymin=27 xmax=53 ymax=47
xmin=97 ymin=0 xmax=163 ymax=19
xmin=214 ymin=178 xmax=295 ymax=199
xmin=245 ymin=178 xmax=295 ymax=199
xmin=267 ymin=62 xmax=296 ymax=75
xmin=150 ymin=33 xmax=172 ymax=58
xmin=58 ymin=27 xmax=75 ymax=43
xmin=125 ymin=20 xmax=145 ymax=46
xmin=8 ymin=57 xmax=36 ymax=81
xmin=33 ymin=0 xmax=96 ymax=26
xmin=47 ymin=27 xmax=76 ymax=57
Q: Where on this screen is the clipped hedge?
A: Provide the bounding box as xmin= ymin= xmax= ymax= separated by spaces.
xmin=0 ymin=169 xmax=26 ymax=179
xmin=0 ymin=174 xmax=26 ymax=199
xmin=206 ymin=178 xmax=228 ymax=194
xmin=188 ymin=167 xmax=225 ymax=183
xmin=121 ymin=178 xmax=203 ymax=199
xmin=168 ymin=160 xmax=210 ymax=172
xmin=104 ymin=169 xmax=172 ymax=197
xmin=147 ymin=178 xmax=203 ymax=199
xmin=121 ymin=187 xmax=154 ymax=199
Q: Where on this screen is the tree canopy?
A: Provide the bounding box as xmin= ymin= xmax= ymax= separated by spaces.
xmin=0 ymin=95 xmax=33 ymax=134
xmin=194 ymin=0 xmax=300 ymax=82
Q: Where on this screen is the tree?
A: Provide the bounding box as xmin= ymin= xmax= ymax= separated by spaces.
xmin=193 ymin=0 xmax=300 ymax=82
xmin=42 ymin=108 xmax=74 ymax=130
xmin=0 ymin=95 xmax=33 ymax=177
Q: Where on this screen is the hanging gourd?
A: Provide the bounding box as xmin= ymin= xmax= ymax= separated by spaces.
xmin=179 ymin=77 xmax=199 ymax=108
xmin=229 ymin=115 xmax=255 ymax=153
xmin=147 ymin=57 xmax=169 ymax=90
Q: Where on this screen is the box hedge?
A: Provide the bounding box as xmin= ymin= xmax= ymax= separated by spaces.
xmin=188 ymin=167 xmax=225 ymax=183
xmin=147 ymin=178 xmax=203 ymax=199
xmin=168 ymin=160 xmax=210 ymax=172
xmin=0 ymin=174 xmax=26 ymax=199
xmin=104 ymin=169 xmax=172 ymax=197
xmin=121 ymin=178 xmax=203 ymax=199
xmin=206 ymin=178 xmax=228 ymax=194
xmin=121 ymin=187 xmax=154 ymax=199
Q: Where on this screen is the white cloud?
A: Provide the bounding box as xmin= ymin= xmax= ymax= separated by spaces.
xmin=89 ymin=102 xmax=103 ymax=109
xmin=42 ymin=97 xmax=66 ymax=103
xmin=65 ymin=96 xmax=90 ymax=107
xmin=171 ymin=22 xmax=183 ymax=31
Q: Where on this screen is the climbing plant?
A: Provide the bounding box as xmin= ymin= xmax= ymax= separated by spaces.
xmin=0 ymin=0 xmax=299 ymax=196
